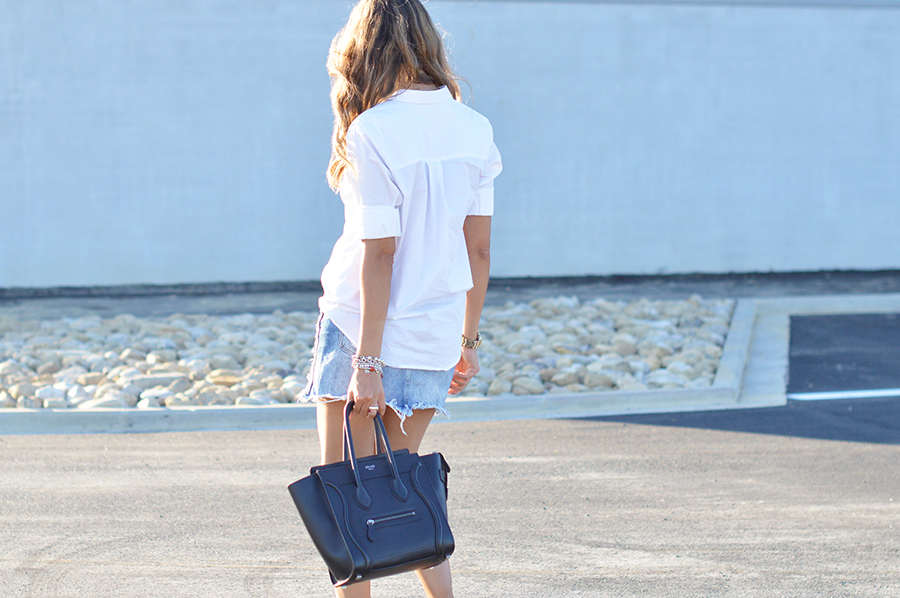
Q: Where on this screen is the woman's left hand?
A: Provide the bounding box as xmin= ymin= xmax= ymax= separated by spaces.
xmin=449 ymin=347 xmax=479 ymax=395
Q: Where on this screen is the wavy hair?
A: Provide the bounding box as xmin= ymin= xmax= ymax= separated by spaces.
xmin=326 ymin=0 xmax=461 ymax=191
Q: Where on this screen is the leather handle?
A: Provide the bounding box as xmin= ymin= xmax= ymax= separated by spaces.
xmin=343 ymin=401 xmax=409 ymax=503
xmin=344 ymin=400 xmax=400 ymax=478
xmin=373 ymin=412 xmax=409 ymax=500
xmin=373 ymin=415 xmax=398 ymax=471
xmin=342 ymin=401 xmax=372 ymax=508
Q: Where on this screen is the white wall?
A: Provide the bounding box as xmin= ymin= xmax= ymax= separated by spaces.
xmin=2 ymin=1 xmax=899 ymax=287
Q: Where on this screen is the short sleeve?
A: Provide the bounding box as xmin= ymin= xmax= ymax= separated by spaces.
xmin=469 ymin=141 xmax=502 ymax=216
xmin=342 ymin=124 xmax=402 ymax=239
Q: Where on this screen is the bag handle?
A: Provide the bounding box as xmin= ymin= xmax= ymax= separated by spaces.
xmin=342 ymin=402 xmax=409 ymax=506
xmin=341 ymin=401 xmax=371 ymax=508
xmin=373 ymin=412 xmax=409 ymax=500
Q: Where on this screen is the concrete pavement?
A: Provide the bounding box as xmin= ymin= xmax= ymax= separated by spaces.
xmin=1 ymin=404 xmax=897 ymax=597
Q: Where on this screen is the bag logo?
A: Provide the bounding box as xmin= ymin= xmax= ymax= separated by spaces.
xmin=365 ymin=464 xmax=376 ymax=471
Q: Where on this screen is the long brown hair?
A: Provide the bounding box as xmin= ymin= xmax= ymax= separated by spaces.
xmin=327 ymin=0 xmax=461 ymax=191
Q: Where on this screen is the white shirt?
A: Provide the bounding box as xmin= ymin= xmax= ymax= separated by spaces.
xmin=318 ymin=87 xmax=502 ymax=370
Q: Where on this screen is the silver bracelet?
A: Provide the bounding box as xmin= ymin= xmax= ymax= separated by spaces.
xmin=352 ymin=354 xmax=385 ymax=377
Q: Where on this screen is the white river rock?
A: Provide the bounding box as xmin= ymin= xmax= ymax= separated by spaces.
xmin=0 ymin=391 xmax=16 ymax=408
xmin=125 ymin=373 xmax=191 ymax=390
xmin=43 ymin=397 xmax=73 ymax=409
xmin=77 ymin=396 xmax=130 ymax=409
xmin=17 ymin=396 xmax=41 ymax=409
xmin=0 ymin=296 xmax=732 ymax=409
xmin=512 ymin=376 xmax=545 ymax=395
xmin=136 ymin=397 xmax=162 ymax=409
xmin=67 ymin=385 xmax=95 ymax=407
xmin=487 ymin=378 xmax=513 ymax=396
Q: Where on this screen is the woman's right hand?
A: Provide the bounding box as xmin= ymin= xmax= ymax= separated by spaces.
xmin=348 ymin=369 xmax=386 ymax=418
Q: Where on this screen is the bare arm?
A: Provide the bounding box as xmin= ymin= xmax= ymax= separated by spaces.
xmin=450 ymin=215 xmax=491 ymax=395
xmin=462 ymin=215 xmax=491 ymax=339
xmin=348 ymin=236 xmax=396 ymax=417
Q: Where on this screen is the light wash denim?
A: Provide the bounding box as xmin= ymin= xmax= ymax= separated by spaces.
xmin=300 ymin=315 xmax=453 ymax=424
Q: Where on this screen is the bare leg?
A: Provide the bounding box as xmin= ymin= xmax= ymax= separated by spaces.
xmin=316 ymin=400 xmax=377 ymax=598
xmin=381 ymin=409 xmax=454 ymax=598
xmin=416 ymin=561 xmax=454 ymax=598
xmin=380 ymin=407 xmax=434 ymax=453
xmin=317 ymin=399 xmax=376 ymax=465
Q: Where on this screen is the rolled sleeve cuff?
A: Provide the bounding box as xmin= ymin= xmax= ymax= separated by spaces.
xmin=359 ymin=205 xmax=401 ymax=239
xmin=470 ymin=187 xmax=494 ymax=216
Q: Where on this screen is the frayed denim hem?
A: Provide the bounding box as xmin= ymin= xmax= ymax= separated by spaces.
xmin=297 ymin=393 xmax=450 ymax=435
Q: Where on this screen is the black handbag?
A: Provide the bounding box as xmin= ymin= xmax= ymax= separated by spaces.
xmin=288 ymin=401 xmax=454 ymax=587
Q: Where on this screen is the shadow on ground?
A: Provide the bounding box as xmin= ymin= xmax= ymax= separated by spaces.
xmin=584 ymin=397 xmax=900 ymax=445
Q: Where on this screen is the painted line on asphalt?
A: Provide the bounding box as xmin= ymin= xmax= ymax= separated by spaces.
xmin=787 ymin=388 xmax=900 ymax=401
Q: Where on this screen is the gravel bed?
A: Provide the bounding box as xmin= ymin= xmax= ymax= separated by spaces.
xmin=0 ymin=295 xmax=734 ymax=410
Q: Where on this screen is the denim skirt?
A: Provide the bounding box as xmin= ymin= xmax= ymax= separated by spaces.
xmin=299 ymin=314 xmax=453 ymax=425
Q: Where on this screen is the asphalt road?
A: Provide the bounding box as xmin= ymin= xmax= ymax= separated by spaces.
xmin=789 ymin=314 xmax=900 ymax=395
xmin=1 ymin=401 xmax=898 ymax=598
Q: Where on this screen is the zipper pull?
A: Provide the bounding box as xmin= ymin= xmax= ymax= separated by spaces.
xmin=366 ymin=519 xmax=376 ymax=542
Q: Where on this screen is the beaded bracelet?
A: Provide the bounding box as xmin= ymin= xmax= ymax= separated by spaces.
xmin=352 ymin=354 xmax=385 ymax=378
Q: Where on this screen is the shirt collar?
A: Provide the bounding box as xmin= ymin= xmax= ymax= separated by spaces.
xmin=390 ymin=86 xmax=452 ymax=104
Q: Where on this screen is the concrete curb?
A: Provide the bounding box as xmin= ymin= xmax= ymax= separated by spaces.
xmin=0 ymin=404 xmax=319 ymax=435
xmin=755 ymin=292 xmax=900 ymax=316
xmin=0 ymin=299 xmax=760 ymax=435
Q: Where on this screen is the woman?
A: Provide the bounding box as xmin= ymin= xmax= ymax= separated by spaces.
xmin=299 ymin=1 xmax=501 ymax=596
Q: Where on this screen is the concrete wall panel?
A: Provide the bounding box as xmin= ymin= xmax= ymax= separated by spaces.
xmin=1 ymin=1 xmax=898 ymax=287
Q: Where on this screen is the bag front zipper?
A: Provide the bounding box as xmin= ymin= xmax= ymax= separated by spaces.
xmin=366 ymin=511 xmax=416 ymax=541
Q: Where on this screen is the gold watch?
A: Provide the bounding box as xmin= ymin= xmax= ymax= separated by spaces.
xmin=461 ymin=333 xmax=482 ymax=349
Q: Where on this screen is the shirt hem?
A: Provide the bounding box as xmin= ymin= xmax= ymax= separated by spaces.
xmin=321 ymin=307 xmax=461 ymax=372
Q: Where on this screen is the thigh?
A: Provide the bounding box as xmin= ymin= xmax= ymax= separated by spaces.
xmin=381 ymin=408 xmax=435 ymax=454
xmin=316 ymin=400 xmax=376 ymax=465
